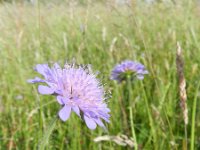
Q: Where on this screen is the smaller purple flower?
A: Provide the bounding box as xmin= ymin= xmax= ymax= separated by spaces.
xmin=28 ymin=62 xmax=110 ymax=130
xmin=111 ymin=60 xmax=148 ymax=82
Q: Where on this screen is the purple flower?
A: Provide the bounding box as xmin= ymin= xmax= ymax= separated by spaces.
xmin=28 ymin=63 xmax=110 ymax=130
xmin=111 ymin=60 xmax=148 ymax=82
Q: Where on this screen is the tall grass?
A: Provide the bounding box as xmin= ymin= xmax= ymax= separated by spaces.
xmin=0 ymin=1 xmax=200 ymax=149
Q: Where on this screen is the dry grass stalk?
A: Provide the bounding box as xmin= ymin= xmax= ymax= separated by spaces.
xmin=94 ymin=134 xmax=134 ymax=148
xmin=176 ymin=42 xmax=188 ymax=125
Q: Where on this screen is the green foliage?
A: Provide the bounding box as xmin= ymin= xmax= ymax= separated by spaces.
xmin=0 ymin=1 xmax=200 ymax=149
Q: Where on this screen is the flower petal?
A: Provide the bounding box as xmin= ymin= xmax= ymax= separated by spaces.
xmin=35 ymin=64 xmax=48 ymax=75
xmin=59 ymin=105 xmax=71 ymax=121
xmin=72 ymin=106 xmax=80 ymax=117
xmin=57 ymin=96 xmax=70 ymax=105
xmin=38 ymin=85 xmax=54 ymax=95
xmin=136 ymin=75 xmax=144 ymax=80
xmin=27 ymin=77 xmax=45 ymax=83
xmin=84 ymin=115 xmax=97 ymax=130
xmin=57 ymin=96 xmax=64 ymax=105
xmin=94 ymin=118 xmax=105 ymax=128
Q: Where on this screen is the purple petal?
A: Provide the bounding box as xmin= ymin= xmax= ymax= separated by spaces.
xmin=38 ymin=85 xmax=54 ymax=95
xmin=59 ymin=105 xmax=71 ymax=121
xmin=53 ymin=63 xmax=61 ymax=70
xmin=137 ymin=75 xmax=144 ymax=80
xmin=72 ymin=106 xmax=80 ymax=117
xmin=57 ymin=96 xmax=64 ymax=105
xmin=84 ymin=115 xmax=97 ymax=130
xmin=57 ymin=96 xmax=69 ymax=105
xmin=137 ymin=70 xmax=148 ymax=74
xmin=35 ymin=64 xmax=48 ymax=75
xmin=27 ymin=77 xmax=45 ymax=83
xmin=94 ymin=118 xmax=105 ymax=127
xmin=143 ymin=70 xmax=149 ymax=74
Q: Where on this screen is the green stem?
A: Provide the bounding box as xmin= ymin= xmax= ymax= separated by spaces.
xmin=121 ymin=77 xmax=132 ymax=135
xmin=190 ymin=82 xmax=200 ymax=150
xmin=129 ymin=107 xmax=138 ymax=150
xmin=142 ymin=82 xmax=157 ymax=149
xmin=126 ymin=76 xmax=133 ymax=135
xmin=38 ymin=116 xmax=58 ymax=150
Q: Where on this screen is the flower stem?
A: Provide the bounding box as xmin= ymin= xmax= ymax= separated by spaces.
xmin=129 ymin=107 xmax=138 ymax=150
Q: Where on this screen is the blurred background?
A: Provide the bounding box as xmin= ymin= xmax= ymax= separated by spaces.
xmin=0 ymin=0 xmax=200 ymax=149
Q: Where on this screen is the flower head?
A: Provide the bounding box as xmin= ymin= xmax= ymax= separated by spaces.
xmin=28 ymin=62 xmax=110 ymax=130
xmin=111 ymin=60 xmax=148 ymax=82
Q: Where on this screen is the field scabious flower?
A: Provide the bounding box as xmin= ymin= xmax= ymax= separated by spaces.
xmin=28 ymin=62 xmax=110 ymax=130
xmin=111 ymin=60 xmax=148 ymax=82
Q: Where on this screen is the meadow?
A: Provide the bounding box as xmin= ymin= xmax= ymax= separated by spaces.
xmin=0 ymin=1 xmax=200 ymax=149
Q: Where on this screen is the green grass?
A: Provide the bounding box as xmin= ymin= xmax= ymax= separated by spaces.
xmin=0 ymin=1 xmax=200 ymax=149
